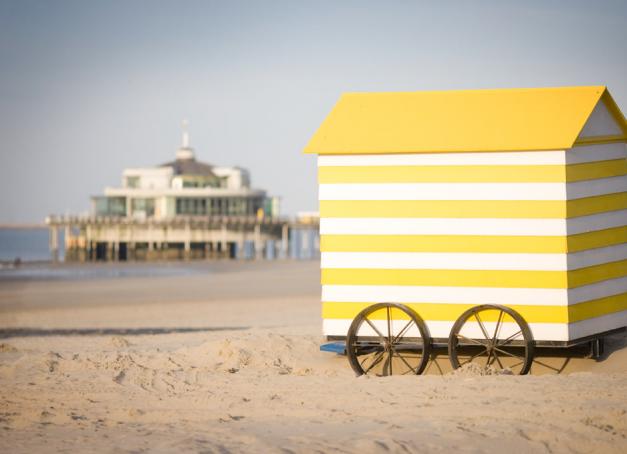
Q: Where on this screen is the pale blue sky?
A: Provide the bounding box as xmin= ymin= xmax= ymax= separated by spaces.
xmin=1 ymin=0 xmax=626 ymax=222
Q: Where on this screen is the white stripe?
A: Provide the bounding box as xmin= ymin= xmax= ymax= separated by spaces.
xmin=322 ymin=319 xmax=573 ymax=341
xmin=567 ymin=176 xmax=627 ymax=200
xmin=568 ymin=310 xmax=627 ymax=340
xmin=320 ymin=245 xmax=627 ymax=272
xmin=566 ymin=143 xmax=627 ymax=164
xmin=321 ymin=251 xmax=566 ymax=271
xmin=568 ymin=277 xmax=627 ymax=304
xmin=322 ymin=277 xmax=627 ymax=307
xmin=323 ymin=285 xmax=569 ymax=306
xmin=320 ymin=218 xmax=568 ymax=236
xmin=319 ymin=178 xmax=626 ymax=201
xmin=319 ymin=183 xmax=567 ymax=201
xmin=567 ymin=243 xmax=627 ymax=269
xmin=317 ymin=144 xmax=626 ymax=167
xmin=567 ymin=209 xmax=627 ymax=234
xmin=320 ymin=211 xmax=627 ymax=236
xmin=318 ymin=150 xmax=567 ymax=166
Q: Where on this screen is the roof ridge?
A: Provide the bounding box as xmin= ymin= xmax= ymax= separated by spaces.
xmin=342 ymin=86 xmax=607 ymax=96
xmin=305 ymin=86 xmax=622 ymax=154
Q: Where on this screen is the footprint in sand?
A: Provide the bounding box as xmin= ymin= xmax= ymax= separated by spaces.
xmin=0 ymin=343 xmax=18 ymax=353
xmin=110 ymin=337 xmax=131 ymax=348
xmin=113 ymin=370 xmax=126 ymax=384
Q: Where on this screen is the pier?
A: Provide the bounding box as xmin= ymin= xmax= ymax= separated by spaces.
xmin=46 ymin=215 xmax=319 ymax=262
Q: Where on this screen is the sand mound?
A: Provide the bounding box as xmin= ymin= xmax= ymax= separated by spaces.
xmin=449 ymin=362 xmax=514 ymax=376
xmin=176 ymin=332 xmax=342 ymax=377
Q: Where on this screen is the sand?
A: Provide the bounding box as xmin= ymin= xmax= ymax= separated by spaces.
xmin=0 ymin=260 xmax=626 ymax=453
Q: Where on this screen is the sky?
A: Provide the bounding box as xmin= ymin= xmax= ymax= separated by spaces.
xmin=0 ymin=0 xmax=626 ymax=223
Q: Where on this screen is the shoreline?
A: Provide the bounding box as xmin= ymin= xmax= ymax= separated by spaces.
xmin=0 ymin=223 xmax=47 ymax=230
xmin=0 ymin=258 xmax=316 ymax=281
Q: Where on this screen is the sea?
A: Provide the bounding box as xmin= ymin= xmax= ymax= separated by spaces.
xmin=0 ymin=226 xmax=319 ymax=281
xmin=0 ymin=228 xmax=194 ymax=280
xmin=0 ymin=228 xmax=62 ymax=262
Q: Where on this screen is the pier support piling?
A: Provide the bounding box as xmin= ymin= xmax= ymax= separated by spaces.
xmin=254 ymin=224 xmax=262 ymax=260
xmin=45 ymin=215 xmax=317 ymax=263
xmin=281 ymin=223 xmax=289 ymax=259
xmin=49 ymin=225 xmax=59 ymax=263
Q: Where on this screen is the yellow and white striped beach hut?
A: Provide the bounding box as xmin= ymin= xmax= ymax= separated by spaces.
xmin=306 ymin=86 xmax=627 ymax=375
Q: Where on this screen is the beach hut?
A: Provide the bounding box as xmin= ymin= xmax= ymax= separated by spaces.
xmin=305 ymin=86 xmax=627 ymax=375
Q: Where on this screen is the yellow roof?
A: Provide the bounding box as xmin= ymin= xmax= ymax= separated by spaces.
xmin=304 ymin=86 xmax=627 ymax=154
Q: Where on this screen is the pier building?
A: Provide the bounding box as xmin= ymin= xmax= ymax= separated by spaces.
xmin=47 ymin=123 xmax=317 ymax=262
xmin=93 ymin=122 xmax=279 ymax=220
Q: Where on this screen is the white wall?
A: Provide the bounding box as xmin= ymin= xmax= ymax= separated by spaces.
xmin=578 ymin=100 xmax=623 ymax=138
xmin=213 ymin=166 xmax=250 ymax=189
xmin=122 ymin=167 xmax=173 ymax=190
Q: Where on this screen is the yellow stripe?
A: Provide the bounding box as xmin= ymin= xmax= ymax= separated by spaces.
xmin=320 ymin=193 xmax=627 ymax=218
xmin=318 ymin=160 xmax=626 ymax=184
xmin=320 ymin=200 xmax=566 ymax=218
xmin=321 ymin=268 xmax=569 ymax=289
xmin=321 ymin=234 xmax=568 ymax=253
xmin=569 ymin=293 xmax=627 ymax=323
xmin=568 ymin=259 xmax=627 ymax=288
xmin=321 ymin=260 xmax=627 ymax=289
xmin=567 ymin=226 xmax=627 ymax=252
xmin=322 ymin=301 xmax=567 ymax=323
xmin=574 ymin=135 xmax=626 ymax=146
xmin=321 ymin=228 xmax=627 ymax=254
xmin=321 ymin=293 xmax=627 ymax=324
xmin=565 ymin=159 xmax=627 ymax=182
xmin=567 ymin=192 xmax=627 ymax=217
xmin=319 ymin=165 xmax=565 ymax=183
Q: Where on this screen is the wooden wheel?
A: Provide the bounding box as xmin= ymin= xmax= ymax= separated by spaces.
xmin=448 ymin=304 xmax=535 ymax=375
xmin=346 ymin=303 xmax=431 ymax=376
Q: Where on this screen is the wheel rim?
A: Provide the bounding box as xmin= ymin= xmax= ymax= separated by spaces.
xmin=347 ymin=303 xmax=431 ymax=376
xmin=448 ymin=305 xmax=534 ymax=375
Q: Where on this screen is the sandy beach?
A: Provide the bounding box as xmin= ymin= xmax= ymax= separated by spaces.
xmin=1 ymin=260 xmax=626 ymax=453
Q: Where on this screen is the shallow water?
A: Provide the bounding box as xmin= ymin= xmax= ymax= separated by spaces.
xmin=0 ymin=228 xmax=63 ymax=262
xmin=0 ymin=261 xmax=213 ymax=281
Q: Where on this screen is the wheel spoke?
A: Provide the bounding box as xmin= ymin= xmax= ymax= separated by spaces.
xmin=391 ymin=319 xmax=415 ymax=344
xmin=485 ymin=349 xmax=493 ymax=367
xmin=456 ymin=333 xmax=486 ymax=346
xmin=506 ymin=360 xmax=524 ymax=370
xmin=495 ymin=330 xmax=522 ymax=348
xmin=474 ymin=312 xmax=491 ymax=340
xmin=359 ymin=347 xmax=383 ymax=367
xmin=492 ymin=346 xmax=526 ymax=362
xmin=364 ymin=318 xmax=386 ymax=341
xmin=363 ymin=350 xmax=386 ymax=374
xmin=532 ymin=358 xmax=562 ymax=373
xmin=491 ymin=310 xmax=504 ymax=344
xmin=386 ymin=306 xmax=392 ymax=343
xmin=392 ymin=347 xmax=417 ymax=375
xmin=494 ymin=352 xmax=504 ymax=369
xmin=382 ymin=350 xmax=391 ymax=376
xmin=459 ymin=347 xmax=489 ymax=366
